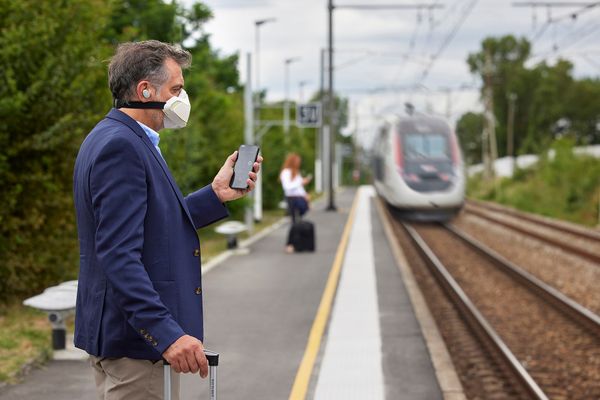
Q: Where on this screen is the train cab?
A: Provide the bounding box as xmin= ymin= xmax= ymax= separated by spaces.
xmin=373 ymin=113 xmax=465 ymax=221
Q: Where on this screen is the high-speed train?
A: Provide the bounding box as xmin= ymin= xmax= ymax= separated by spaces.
xmin=372 ymin=112 xmax=465 ymax=221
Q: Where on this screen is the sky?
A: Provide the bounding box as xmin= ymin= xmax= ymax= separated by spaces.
xmin=186 ymin=0 xmax=600 ymax=146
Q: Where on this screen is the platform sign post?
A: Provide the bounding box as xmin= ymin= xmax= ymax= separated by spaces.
xmin=296 ymin=103 xmax=321 ymax=128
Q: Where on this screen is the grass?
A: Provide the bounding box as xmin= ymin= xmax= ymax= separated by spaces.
xmin=468 ymin=139 xmax=600 ymax=227
xmin=0 ymin=305 xmax=52 ymax=383
xmin=0 ymin=208 xmax=287 ymax=384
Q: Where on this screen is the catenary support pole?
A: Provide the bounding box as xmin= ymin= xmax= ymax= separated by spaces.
xmin=326 ymin=0 xmax=336 ymax=211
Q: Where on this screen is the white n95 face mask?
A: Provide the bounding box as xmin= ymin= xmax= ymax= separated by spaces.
xmin=163 ymin=89 xmax=191 ymax=129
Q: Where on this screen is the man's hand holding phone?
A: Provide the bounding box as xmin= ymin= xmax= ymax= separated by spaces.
xmin=211 ymin=146 xmax=262 ymax=203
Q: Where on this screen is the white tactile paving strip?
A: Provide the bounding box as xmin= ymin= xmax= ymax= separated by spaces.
xmin=314 ymin=186 xmax=384 ymax=400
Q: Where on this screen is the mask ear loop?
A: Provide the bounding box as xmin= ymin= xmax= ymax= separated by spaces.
xmin=113 ymin=99 xmax=166 ymax=109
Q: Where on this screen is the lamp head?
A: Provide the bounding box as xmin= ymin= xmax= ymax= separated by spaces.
xmin=255 ymin=18 xmax=276 ymax=26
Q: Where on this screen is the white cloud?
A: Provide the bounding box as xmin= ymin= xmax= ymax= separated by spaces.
xmin=187 ymin=0 xmax=600 ymax=145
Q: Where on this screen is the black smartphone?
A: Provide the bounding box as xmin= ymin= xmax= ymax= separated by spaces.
xmin=230 ymin=144 xmax=260 ymax=190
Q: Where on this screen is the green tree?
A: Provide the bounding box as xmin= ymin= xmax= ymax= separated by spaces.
xmin=467 ymin=36 xmax=532 ymax=157
xmin=563 ymin=77 xmax=600 ymax=145
xmin=0 ymin=0 xmax=249 ymax=303
xmin=0 ymin=0 xmax=112 ymax=302
xmin=105 ymin=0 xmax=181 ymax=43
xmin=521 ymin=60 xmax=574 ymax=152
xmin=464 ymin=35 xmax=600 ymax=157
xmin=455 ymin=112 xmax=484 ymax=165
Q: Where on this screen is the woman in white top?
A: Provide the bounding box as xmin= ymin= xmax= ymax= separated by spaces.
xmin=280 ymin=153 xmax=312 ymax=252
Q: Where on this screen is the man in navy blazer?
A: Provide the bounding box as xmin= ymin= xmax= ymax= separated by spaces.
xmin=73 ymin=40 xmax=261 ymax=399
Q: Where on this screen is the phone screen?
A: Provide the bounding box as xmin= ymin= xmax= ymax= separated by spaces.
xmin=230 ymin=145 xmax=260 ymax=189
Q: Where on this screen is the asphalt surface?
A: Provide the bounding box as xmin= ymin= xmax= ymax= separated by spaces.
xmin=0 ymin=187 xmax=443 ymax=399
xmin=0 ymin=360 xmax=96 ymax=400
xmin=181 ymin=188 xmax=355 ymax=399
xmin=0 ymin=189 xmax=355 ymax=400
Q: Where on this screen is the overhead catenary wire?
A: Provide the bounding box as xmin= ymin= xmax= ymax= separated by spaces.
xmin=528 ymin=1 xmax=599 ymax=44
xmin=579 ymin=54 xmax=600 ymax=71
xmin=420 ymin=0 xmax=441 ymax=58
xmin=418 ymin=0 xmax=480 ymax=85
xmin=531 ymin=11 xmax=600 ymax=60
xmin=389 ymin=0 xmax=464 ymax=104
xmin=389 ymin=7 xmax=426 ymax=84
xmin=514 ymin=1 xmax=600 ymax=61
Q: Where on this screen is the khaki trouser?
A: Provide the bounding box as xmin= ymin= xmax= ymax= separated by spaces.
xmin=90 ymin=356 xmax=180 ymax=400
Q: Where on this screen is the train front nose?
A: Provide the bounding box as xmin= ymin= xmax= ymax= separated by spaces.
xmin=402 ymin=160 xmax=456 ymax=192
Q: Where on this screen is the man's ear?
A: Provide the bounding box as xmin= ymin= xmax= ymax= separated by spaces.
xmin=135 ymin=81 xmax=152 ymax=101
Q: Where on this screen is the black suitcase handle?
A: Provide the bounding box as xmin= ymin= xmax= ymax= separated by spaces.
xmin=164 ymin=349 xmax=219 ymax=400
xmin=162 ymin=348 xmax=219 ymax=367
xmin=204 ymin=349 xmax=219 ymax=366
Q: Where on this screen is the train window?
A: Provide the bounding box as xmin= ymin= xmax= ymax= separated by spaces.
xmin=404 ymin=133 xmax=450 ymax=160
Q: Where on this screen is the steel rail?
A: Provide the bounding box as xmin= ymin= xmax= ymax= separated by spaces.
xmin=444 ymin=223 xmax=600 ymax=337
xmin=464 ymin=204 xmax=600 ymax=265
xmin=467 ymin=199 xmax=600 ymax=242
xmin=402 ymin=222 xmax=549 ymax=400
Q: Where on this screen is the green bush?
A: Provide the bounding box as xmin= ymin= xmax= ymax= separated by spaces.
xmin=0 ymin=0 xmax=112 ymax=303
xmin=468 ymin=138 xmax=600 ymax=226
xmin=0 ymin=0 xmax=337 ymax=304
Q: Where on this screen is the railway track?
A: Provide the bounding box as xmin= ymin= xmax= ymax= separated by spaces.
xmin=467 ymin=199 xmax=600 ymax=242
xmin=464 ymin=200 xmax=600 ymax=265
xmin=385 ymin=205 xmax=600 ymax=399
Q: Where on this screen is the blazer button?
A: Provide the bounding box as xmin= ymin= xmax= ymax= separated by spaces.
xmin=195 ymin=287 xmax=202 ymax=295
xmin=193 ymin=248 xmax=200 ymax=257
xmin=152 ymin=341 xmax=158 ymax=347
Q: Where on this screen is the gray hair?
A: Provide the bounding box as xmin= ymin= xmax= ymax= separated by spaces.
xmin=108 ymin=40 xmax=191 ymax=101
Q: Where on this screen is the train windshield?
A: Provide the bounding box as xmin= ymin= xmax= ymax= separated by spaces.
xmin=404 ymin=133 xmax=450 ymax=160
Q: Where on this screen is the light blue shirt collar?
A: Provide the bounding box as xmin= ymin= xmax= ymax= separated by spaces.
xmin=136 ymin=121 xmax=162 ymax=155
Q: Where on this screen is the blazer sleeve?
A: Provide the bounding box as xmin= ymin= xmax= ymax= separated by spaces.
xmin=184 ymin=185 xmax=229 ymax=229
xmin=90 ymin=136 xmax=185 ymax=355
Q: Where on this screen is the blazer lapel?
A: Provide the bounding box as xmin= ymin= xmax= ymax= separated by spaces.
xmin=105 ymin=109 xmax=196 ymax=228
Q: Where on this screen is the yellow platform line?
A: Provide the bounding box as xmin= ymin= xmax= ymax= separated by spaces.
xmin=288 ymin=189 xmax=361 ymax=400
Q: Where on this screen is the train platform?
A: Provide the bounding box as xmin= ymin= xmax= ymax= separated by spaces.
xmin=0 ymin=186 xmax=463 ymax=400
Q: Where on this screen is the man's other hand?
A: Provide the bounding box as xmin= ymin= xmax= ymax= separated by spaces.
xmin=212 ymin=151 xmax=263 ymax=203
xmin=162 ymin=335 xmax=208 ymax=377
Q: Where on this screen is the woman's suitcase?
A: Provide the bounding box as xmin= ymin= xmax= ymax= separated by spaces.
xmin=164 ymin=349 xmax=219 ymax=400
xmin=290 ymin=220 xmax=315 ymax=252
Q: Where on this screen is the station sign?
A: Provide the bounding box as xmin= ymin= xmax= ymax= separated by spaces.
xmin=296 ymin=103 xmax=321 ymax=128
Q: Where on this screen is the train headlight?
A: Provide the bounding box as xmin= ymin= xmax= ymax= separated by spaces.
xmin=402 ymin=173 xmax=421 ymax=182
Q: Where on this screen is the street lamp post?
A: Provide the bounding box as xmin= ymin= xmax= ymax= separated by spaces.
xmin=298 ymin=80 xmax=310 ymax=103
xmin=253 ymin=18 xmax=275 ymax=223
xmin=254 ymin=18 xmax=276 ymax=116
xmin=284 ymin=57 xmax=300 ymax=135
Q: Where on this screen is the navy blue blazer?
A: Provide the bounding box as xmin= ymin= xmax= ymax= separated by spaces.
xmin=73 ymin=109 xmax=228 ymax=360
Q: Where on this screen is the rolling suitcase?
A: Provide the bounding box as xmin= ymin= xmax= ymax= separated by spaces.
xmin=164 ymin=349 xmax=219 ymax=400
xmin=290 ymin=220 xmax=315 ymax=252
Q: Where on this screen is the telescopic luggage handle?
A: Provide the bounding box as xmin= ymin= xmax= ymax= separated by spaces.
xmin=164 ymin=349 xmax=220 ymax=400
xmin=204 ymin=349 xmax=219 ymax=400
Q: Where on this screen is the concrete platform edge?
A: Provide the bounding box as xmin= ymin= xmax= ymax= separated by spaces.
xmin=374 ymin=198 xmax=466 ymax=400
